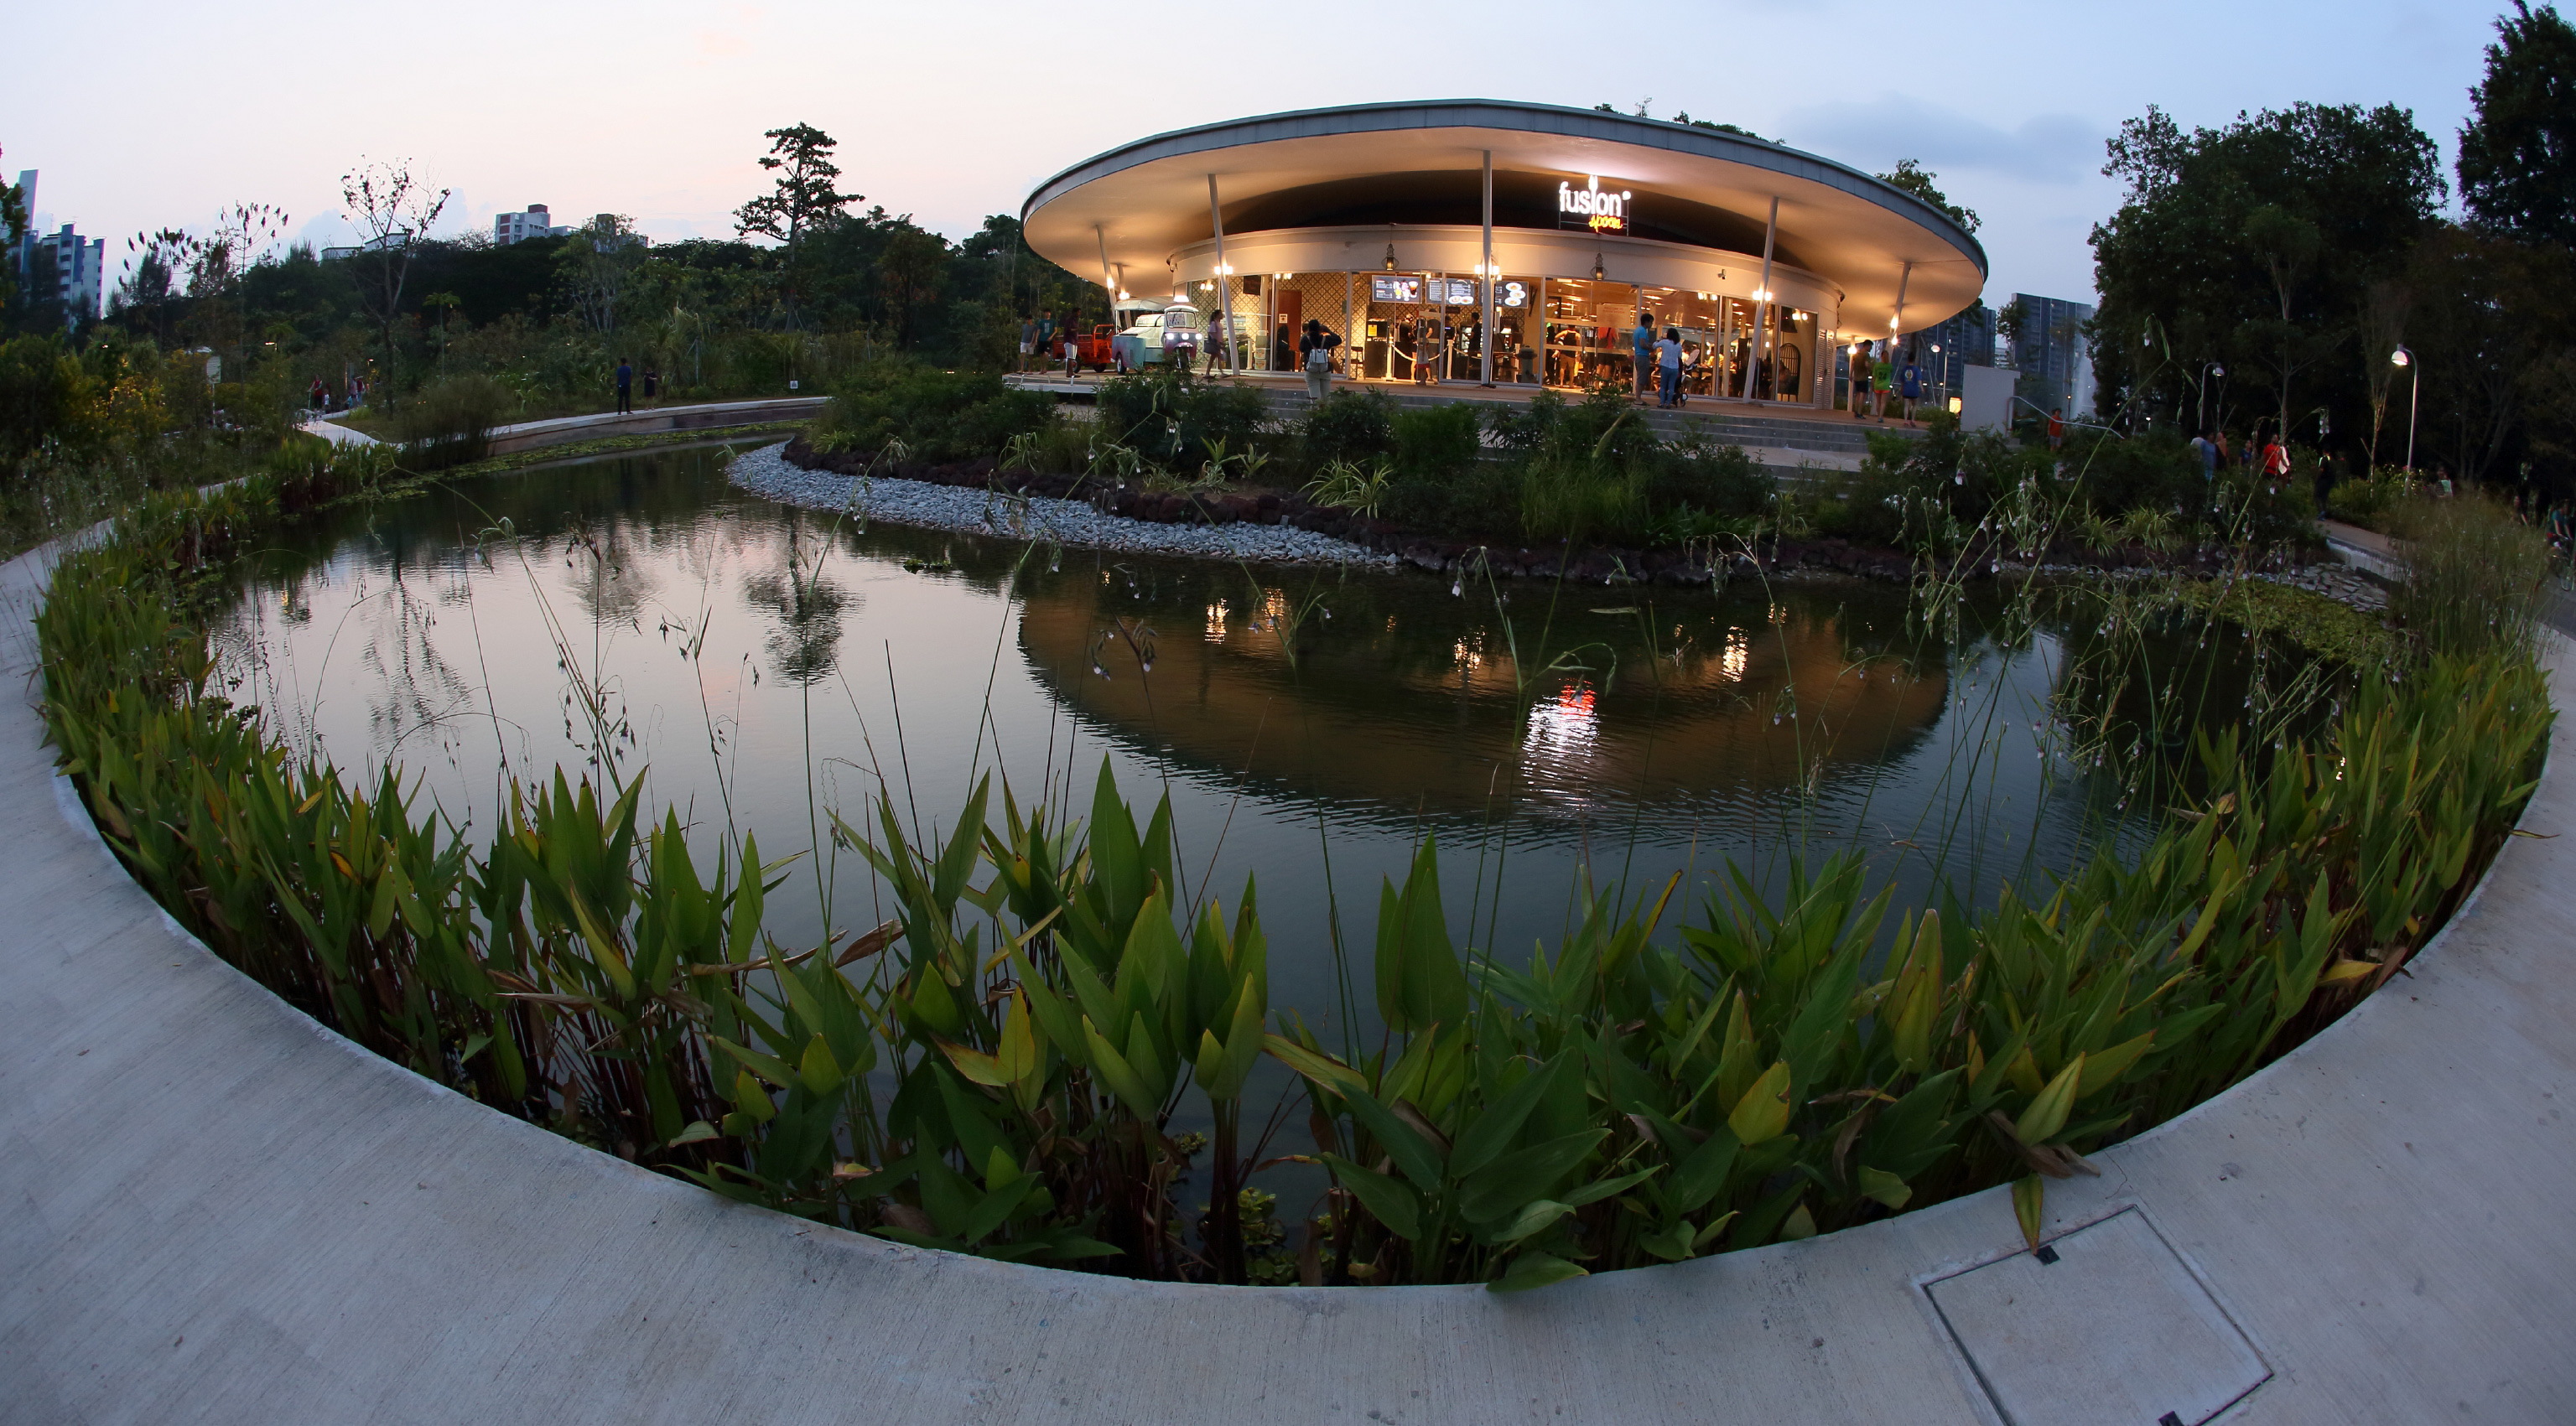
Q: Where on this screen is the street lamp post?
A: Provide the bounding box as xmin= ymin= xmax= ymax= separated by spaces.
xmin=2391 ymin=346 xmax=2419 ymax=473
xmin=2196 ymin=362 xmax=2224 ymax=434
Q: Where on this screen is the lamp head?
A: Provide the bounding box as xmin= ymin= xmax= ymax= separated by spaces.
xmin=2391 ymin=348 xmax=2412 ymax=367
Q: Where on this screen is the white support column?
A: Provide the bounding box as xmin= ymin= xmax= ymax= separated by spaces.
xmin=1891 ymin=260 xmax=1914 ymax=352
xmin=1095 ymin=226 xmax=1116 ymax=343
xmin=1479 ymin=149 xmax=1495 ymax=386
xmin=1207 ymin=174 xmax=1233 ymax=374
xmin=1753 ymin=195 xmax=1779 ymax=401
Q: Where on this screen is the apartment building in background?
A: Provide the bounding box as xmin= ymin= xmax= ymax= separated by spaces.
xmin=495 ymin=204 xmax=573 ymax=245
xmin=2007 ymin=292 xmax=2096 ymax=417
xmin=10 ymin=171 xmax=106 ymax=329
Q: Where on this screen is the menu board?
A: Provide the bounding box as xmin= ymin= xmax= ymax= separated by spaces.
xmin=1439 ymin=277 xmax=1479 ymax=307
xmin=1370 ymin=274 xmax=1421 ymax=303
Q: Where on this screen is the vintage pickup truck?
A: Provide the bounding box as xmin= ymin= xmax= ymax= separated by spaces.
xmin=1109 ymin=302 xmax=1202 ymax=372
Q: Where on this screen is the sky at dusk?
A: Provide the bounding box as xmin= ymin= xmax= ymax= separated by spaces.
xmin=1 ymin=0 xmax=2514 ymax=309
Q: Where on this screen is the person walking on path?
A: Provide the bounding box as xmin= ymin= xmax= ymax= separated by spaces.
xmin=1299 ymin=319 xmax=1337 ymax=403
xmin=308 ymin=377 xmax=327 ymax=414
xmin=1848 ymin=345 xmax=1873 ymax=418
xmin=1633 ymin=314 xmax=1655 ymax=402
xmin=2190 ymin=429 xmax=2215 ymax=480
xmin=615 ymin=357 xmax=633 ymax=415
xmin=1900 ymin=355 xmax=1925 ymax=426
xmin=1869 ymin=351 xmax=1893 ymax=421
xmin=2047 ymin=407 xmax=2065 ymax=451
xmin=1655 ymin=326 xmax=1685 ymax=408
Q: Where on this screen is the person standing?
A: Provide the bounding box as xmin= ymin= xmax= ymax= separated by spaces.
xmin=1869 ymin=350 xmax=1892 ymax=421
xmin=643 ymin=368 xmax=660 ymax=403
xmin=1019 ymin=316 xmax=1036 ymax=374
xmin=1847 ymin=345 xmax=1873 ymax=419
xmin=1655 ymin=326 xmax=1685 ymax=408
xmin=1299 ymin=319 xmax=1337 ymax=403
xmin=2262 ymin=433 xmax=2290 ymax=493
xmin=615 ymin=357 xmax=633 ymax=415
xmin=2189 ymin=429 xmax=2215 ymax=480
xmin=308 ymin=376 xmax=327 ymax=414
xmin=2047 ymin=407 xmax=2065 ymax=450
xmin=1633 ymin=314 xmax=1655 ymax=402
xmin=1900 ymin=354 xmax=1925 ymax=426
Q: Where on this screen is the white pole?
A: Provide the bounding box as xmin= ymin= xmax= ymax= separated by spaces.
xmin=1095 ymin=225 xmax=1116 ymax=369
xmin=1208 ymin=174 xmax=1233 ymax=375
xmin=1480 ymin=150 xmax=1495 ymax=386
xmin=1753 ymin=195 xmax=1778 ymax=402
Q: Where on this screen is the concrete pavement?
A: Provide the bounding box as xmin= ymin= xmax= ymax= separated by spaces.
xmin=1 ymin=526 xmax=2571 ymax=1422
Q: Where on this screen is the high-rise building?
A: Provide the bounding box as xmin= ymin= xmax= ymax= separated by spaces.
xmin=2007 ymin=293 xmax=2095 ymax=416
xmin=1911 ymin=302 xmax=1997 ymax=400
xmin=10 ymin=171 xmax=106 ymax=329
xmin=494 ymin=204 xmax=571 ymax=245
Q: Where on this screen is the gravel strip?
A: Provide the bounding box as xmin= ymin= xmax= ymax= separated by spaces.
xmin=726 ymin=442 xmax=1398 ymax=568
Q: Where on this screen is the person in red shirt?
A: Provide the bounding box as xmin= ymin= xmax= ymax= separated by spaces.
xmin=2262 ymin=435 xmax=2291 ymax=493
xmin=2047 ymin=408 xmax=2065 ymax=450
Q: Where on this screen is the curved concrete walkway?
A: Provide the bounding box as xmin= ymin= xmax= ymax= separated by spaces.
xmin=1 ymin=521 xmax=2571 ymax=1421
xmin=298 ymin=397 xmax=823 ymax=456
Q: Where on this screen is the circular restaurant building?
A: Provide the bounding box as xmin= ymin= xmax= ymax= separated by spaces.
xmin=1021 ymin=99 xmax=1986 ymax=408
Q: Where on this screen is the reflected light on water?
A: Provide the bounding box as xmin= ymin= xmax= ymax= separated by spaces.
xmin=1523 ymin=683 xmax=1601 ymax=764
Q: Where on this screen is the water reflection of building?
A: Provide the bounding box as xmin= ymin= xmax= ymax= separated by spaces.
xmin=1020 ymin=573 xmax=1949 ymax=821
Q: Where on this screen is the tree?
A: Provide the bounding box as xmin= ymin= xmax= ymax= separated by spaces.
xmin=734 ymin=124 xmax=856 ymax=327
xmin=877 ymin=225 xmax=949 ymax=349
xmin=2458 ymin=3 xmax=2576 ymax=246
xmin=340 ymin=158 xmax=450 ymax=392
xmin=1876 ymin=158 xmax=1981 ymax=234
xmin=0 ymin=158 xmax=25 ymax=315
xmin=561 ymin=214 xmax=645 ymax=334
xmin=2088 ymin=102 xmax=2443 ymax=458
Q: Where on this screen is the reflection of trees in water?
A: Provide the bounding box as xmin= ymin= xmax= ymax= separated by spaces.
xmin=740 ymin=551 xmax=858 ymax=687
xmin=553 ymin=517 xmax=659 ymax=630
xmin=355 ymin=567 xmax=483 ymax=766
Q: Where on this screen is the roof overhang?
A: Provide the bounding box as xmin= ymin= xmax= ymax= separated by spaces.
xmin=1022 ymin=100 xmax=1987 ymax=337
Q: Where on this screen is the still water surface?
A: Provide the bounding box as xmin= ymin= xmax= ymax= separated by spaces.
xmin=216 ymin=445 xmax=2194 ymax=1034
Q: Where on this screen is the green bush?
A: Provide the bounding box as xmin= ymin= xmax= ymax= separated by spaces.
xmin=0 ymin=335 xmax=96 ymax=463
xmin=1298 ymin=388 xmax=1395 ymax=472
xmin=1093 ymin=367 xmax=1269 ymax=474
xmin=388 ymin=374 xmax=512 ymax=470
xmin=2388 ymin=490 xmax=2546 ymax=660
xmin=815 ymin=358 xmax=1055 ymax=464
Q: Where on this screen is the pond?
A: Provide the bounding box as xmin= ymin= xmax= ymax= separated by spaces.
xmin=213 ymin=443 xmax=2246 ymax=1042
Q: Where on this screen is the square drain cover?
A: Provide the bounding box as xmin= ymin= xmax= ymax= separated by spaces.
xmin=1925 ymin=1207 xmax=2268 ymax=1426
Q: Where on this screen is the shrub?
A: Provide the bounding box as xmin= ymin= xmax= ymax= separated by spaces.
xmin=388 ymin=374 xmax=512 ymax=471
xmin=815 ymin=358 xmax=1054 ymax=464
xmin=1298 ymin=388 xmax=1394 ymax=471
xmin=1093 ymin=367 xmax=1269 ymax=474
xmin=1649 ymin=433 xmax=1774 ymax=518
xmin=2388 ymin=490 xmax=2546 ymax=660
xmin=0 ymin=335 xmax=96 ymax=463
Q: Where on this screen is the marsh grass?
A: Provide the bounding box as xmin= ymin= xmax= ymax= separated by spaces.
xmin=36 ymin=435 xmax=2554 ymax=1294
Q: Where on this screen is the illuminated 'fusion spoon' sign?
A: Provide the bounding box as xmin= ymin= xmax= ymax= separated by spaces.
xmin=1557 ymin=176 xmax=1633 ymax=233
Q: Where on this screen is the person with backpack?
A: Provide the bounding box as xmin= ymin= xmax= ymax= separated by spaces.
xmin=1298 ymin=319 xmax=1339 ymax=402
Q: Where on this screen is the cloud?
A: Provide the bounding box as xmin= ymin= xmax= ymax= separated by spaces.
xmin=1781 ymin=100 xmax=2105 ymax=186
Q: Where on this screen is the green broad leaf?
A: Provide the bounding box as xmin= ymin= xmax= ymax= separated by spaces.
xmin=937 ymin=1036 xmax=1010 ymax=1089
xmin=1262 ymin=1032 xmax=1368 ymax=1098
xmin=1691 ymin=1211 xmax=1737 ymax=1249
xmin=1727 ymin=1061 xmax=1794 ymax=1146
xmin=1319 ymin=1153 xmax=1422 ymax=1241
xmin=2014 ymin=1054 xmax=2085 ymax=1146
xmin=1488 ymin=1251 xmax=1588 ymax=1294
xmin=1855 ymin=1165 xmax=1912 ymax=1209
xmin=2075 ymin=1032 xmax=2153 ymax=1097
xmin=1339 ymin=1080 xmax=1448 ymax=1192
xmin=956 ymin=1173 xmax=1036 ymax=1246
xmin=1639 ymin=1221 xmax=1695 ymax=1262
xmin=1485 ymin=1198 xmax=1574 ymax=1247
xmin=1010 ymin=953 xmax=1092 ymax=1068
xmin=1082 ymin=1019 xmax=1162 ymax=1116
xmin=1037 ymin=1234 xmax=1124 ymax=1261
xmin=797 ymin=1034 xmax=844 ymax=1096
xmin=714 ymin=1038 xmax=797 ymax=1092
xmin=1558 ymin=1164 xmax=1659 ymax=1211
xmin=665 ymin=1120 xmax=722 ymax=1149
xmin=1457 ymin=1128 xmax=1607 ymax=1225
xmin=1668 ymin=1126 xmax=1742 ymax=1214
xmin=2012 ymin=1174 xmax=2046 ymax=1251
xmin=1449 ymin=1052 xmax=1571 ymax=1180
xmin=1779 ymin=1204 xmax=1819 ymax=1240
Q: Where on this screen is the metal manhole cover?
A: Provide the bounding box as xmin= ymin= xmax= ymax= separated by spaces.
xmin=1924 ymin=1207 xmax=2269 ymax=1426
